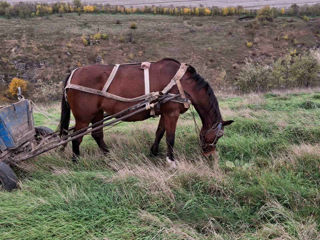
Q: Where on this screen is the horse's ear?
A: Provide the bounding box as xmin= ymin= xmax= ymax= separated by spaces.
xmin=222 ymin=120 xmax=234 ymax=127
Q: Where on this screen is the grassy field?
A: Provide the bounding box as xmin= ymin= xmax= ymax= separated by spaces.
xmin=0 ymin=13 xmax=320 ymax=101
xmin=0 ymin=90 xmax=319 ymax=239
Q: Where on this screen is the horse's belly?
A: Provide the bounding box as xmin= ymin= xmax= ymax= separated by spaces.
xmin=118 ymin=110 xmax=152 ymax=122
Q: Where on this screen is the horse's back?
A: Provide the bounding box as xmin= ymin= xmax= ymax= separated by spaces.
xmin=70 ymin=59 xmax=181 ymax=99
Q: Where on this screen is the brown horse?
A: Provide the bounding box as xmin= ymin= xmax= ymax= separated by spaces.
xmin=59 ymin=58 xmax=233 ymax=167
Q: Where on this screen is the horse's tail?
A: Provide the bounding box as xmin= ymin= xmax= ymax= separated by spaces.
xmin=59 ymin=74 xmax=71 ymax=137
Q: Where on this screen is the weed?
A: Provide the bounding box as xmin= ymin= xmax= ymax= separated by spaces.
xmin=246 ymin=41 xmax=253 ymax=48
xmin=81 ymin=35 xmax=88 ymax=46
xmin=130 ymin=22 xmax=137 ymax=29
xmin=303 ymin=15 xmax=310 ymax=22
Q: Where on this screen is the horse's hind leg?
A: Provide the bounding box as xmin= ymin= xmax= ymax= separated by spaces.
xmin=91 ymin=110 xmax=109 ymax=154
xmin=150 ymin=115 xmax=165 ymax=156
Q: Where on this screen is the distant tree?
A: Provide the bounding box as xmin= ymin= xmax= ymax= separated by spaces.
xmin=73 ymin=0 xmax=82 ymax=9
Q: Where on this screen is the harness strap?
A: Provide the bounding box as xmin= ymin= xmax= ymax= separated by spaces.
xmin=102 ymin=64 xmax=120 ymax=92
xmin=176 ymin=78 xmax=189 ymax=108
xmin=162 ymin=63 xmax=189 ymax=108
xmin=66 ymin=83 xmax=160 ymax=102
xmin=141 ymin=62 xmax=151 ymax=95
xmin=65 ymin=68 xmax=79 ymax=101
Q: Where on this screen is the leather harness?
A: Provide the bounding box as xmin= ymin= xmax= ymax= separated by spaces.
xmin=65 ymin=62 xmax=191 ymax=113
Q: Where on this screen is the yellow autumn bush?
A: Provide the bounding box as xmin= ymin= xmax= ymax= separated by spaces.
xmin=83 ymin=5 xmax=95 ymax=13
xmin=8 ymin=78 xmax=27 ymax=97
xmin=246 ymin=41 xmax=253 ymax=48
xmin=183 ymin=8 xmax=191 ymax=15
xmin=222 ymin=7 xmax=229 ymax=16
xmin=93 ymin=33 xmax=101 ymax=40
xmin=81 ymin=35 xmax=88 ymax=46
xmin=204 ymin=8 xmax=211 ymax=16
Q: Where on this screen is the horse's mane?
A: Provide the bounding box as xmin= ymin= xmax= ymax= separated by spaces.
xmin=161 ymin=58 xmax=221 ymax=119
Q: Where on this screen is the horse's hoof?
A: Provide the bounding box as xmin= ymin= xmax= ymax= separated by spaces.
xmin=166 ymin=157 xmax=177 ymax=169
xmin=72 ymin=156 xmax=79 ymax=164
xmin=102 ymin=149 xmax=109 ymax=155
xmin=150 ymin=145 xmax=159 ymax=156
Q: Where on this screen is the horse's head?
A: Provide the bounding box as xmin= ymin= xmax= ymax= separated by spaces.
xmin=200 ymin=120 xmax=234 ymax=155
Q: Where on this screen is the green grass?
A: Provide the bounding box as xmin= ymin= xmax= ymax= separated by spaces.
xmin=0 ymin=91 xmax=320 ymax=239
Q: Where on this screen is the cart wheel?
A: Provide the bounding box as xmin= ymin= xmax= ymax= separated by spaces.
xmin=35 ymin=126 xmax=54 ymax=137
xmin=0 ymin=162 xmax=18 ymax=191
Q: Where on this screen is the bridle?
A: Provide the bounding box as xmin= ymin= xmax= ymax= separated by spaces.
xmin=190 ymin=105 xmax=223 ymax=151
xmin=201 ymin=122 xmax=223 ymax=148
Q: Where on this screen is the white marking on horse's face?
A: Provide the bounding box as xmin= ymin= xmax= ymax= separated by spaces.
xmin=166 ymin=157 xmax=177 ymax=169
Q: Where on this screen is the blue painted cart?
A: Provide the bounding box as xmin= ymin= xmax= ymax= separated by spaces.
xmin=0 ymin=100 xmax=35 ymax=151
xmin=0 ymin=99 xmax=53 ymax=191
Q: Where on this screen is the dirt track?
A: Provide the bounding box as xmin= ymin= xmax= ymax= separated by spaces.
xmin=9 ymin=0 xmax=320 ymax=9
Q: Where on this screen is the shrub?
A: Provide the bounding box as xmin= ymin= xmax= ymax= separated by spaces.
xmin=58 ymin=4 xmax=65 ymax=14
xmin=273 ymin=53 xmax=320 ymax=88
xmin=73 ymin=0 xmax=82 ymax=9
xmin=236 ymin=59 xmax=273 ymax=92
xmin=36 ymin=4 xmax=53 ymax=16
xmin=204 ymin=8 xmax=211 ymax=16
xmin=280 ymin=8 xmax=285 ymax=15
xmin=83 ymin=5 xmax=95 ymax=13
xmin=8 ymin=78 xmax=28 ymax=97
xmin=5 ymin=3 xmax=34 ymax=18
xmin=288 ymin=4 xmax=300 ymax=16
xmin=222 ymin=7 xmax=229 ymax=16
xmin=183 ymin=8 xmax=191 ymax=15
xmin=119 ymin=35 xmax=125 ymax=43
xmin=81 ymin=35 xmax=88 ymax=46
xmin=0 ymin=1 xmax=10 ymax=16
xmin=93 ymin=32 xmax=101 ymax=40
xmin=130 ymin=22 xmax=137 ymax=29
xmin=194 ymin=7 xmax=200 ymax=16
xmin=101 ymin=33 xmax=108 ymax=40
xmin=310 ymin=49 xmax=320 ymax=65
xmin=236 ymin=51 xmax=320 ymax=92
xmin=302 ymin=15 xmax=310 ymax=21
xmin=246 ymin=41 xmax=253 ymax=48
xmin=256 ymin=6 xmax=274 ymax=22
xmin=290 ymin=49 xmax=297 ymax=56
xmin=228 ymin=7 xmax=236 ymax=15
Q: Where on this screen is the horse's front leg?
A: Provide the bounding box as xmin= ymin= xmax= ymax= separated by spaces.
xmin=163 ymin=112 xmax=179 ymax=169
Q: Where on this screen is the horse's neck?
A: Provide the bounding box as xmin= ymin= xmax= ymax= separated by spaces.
xmin=191 ymin=92 xmax=221 ymax=130
xmin=196 ymin=105 xmax=218 ymax=129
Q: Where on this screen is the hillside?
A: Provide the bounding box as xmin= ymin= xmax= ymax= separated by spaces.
xmin=0 ymin=13 xmax=320 ymax=101
xmin=0 ymin=90 xmax=319 ymax=239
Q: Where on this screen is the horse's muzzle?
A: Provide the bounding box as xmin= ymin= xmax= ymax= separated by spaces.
xmin=202 ymin=145 xmax=216 ymax=156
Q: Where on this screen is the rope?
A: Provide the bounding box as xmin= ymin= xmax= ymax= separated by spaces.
xmin=190 ymin=105 xmax=214 ymax=163
xmin=190 ymin=105 xmax=202 ymax=148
